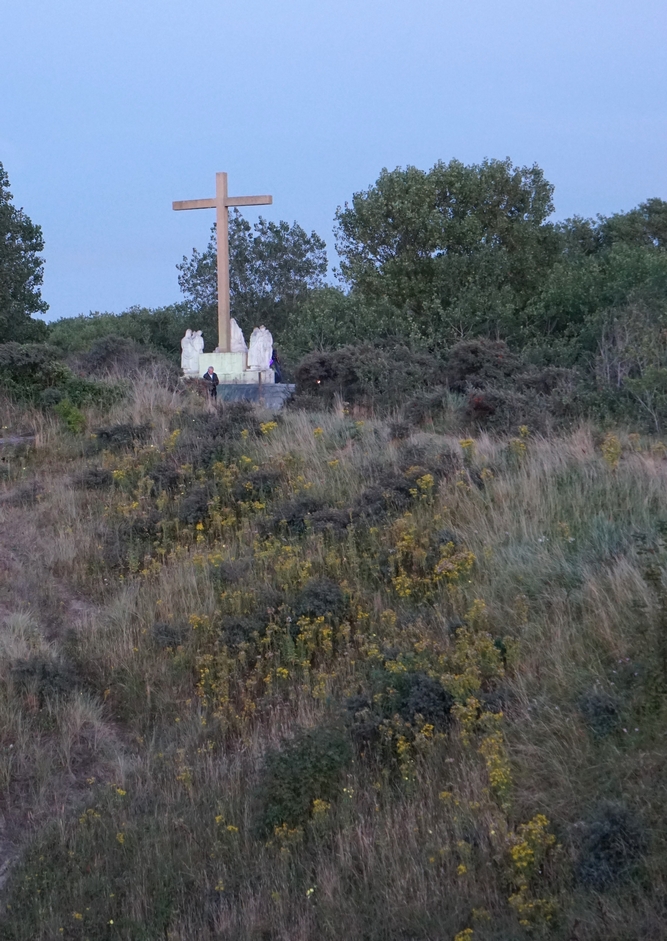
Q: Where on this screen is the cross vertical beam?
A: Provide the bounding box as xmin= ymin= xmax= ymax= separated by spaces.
xmin=216 ymin=172 xmax=230 ymax=354
xmin=173 ymin=172 xmax=273 ymax=353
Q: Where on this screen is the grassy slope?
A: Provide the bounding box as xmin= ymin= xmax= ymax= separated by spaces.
xmin=0 ymin=383 xmax=666 ymax=941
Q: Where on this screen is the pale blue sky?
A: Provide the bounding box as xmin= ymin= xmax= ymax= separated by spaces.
xmin=2 ymin=0 xmax=666 ymax=322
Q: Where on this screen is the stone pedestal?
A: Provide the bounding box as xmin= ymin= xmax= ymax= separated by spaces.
xmin=216 ymin=383 xmax=295 ymax=409
xmin=197 ymin=352 xmax=274 ymax=385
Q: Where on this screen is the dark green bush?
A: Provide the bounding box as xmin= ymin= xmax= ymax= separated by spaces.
xmin=576 ymin=802 xmax=647 ymax=890
xmin=0 ymin=342 xmax=121 ymax=406
xmin=172 ymin=403 xmax=260 ymax=468
xmin=151 ymin=621 xmax=188 ymax=649
xmin=262 ymin=494 xmax=326 ymax=535
xmin=293 ymin=577 xmax=347 ymax=621
xmin=92 ymin=422 xmax=151 ymax=451
xmin=294 ymin=343 xmax=444 ymax=411
xmin=177 ymin=485 xmax=212 ymax=525
xmin=398 ymin=672 xmax=455 ymax=728
xmin=73 ymin=467 xmax=113 ymax=490
xmin=252 ymin=725 xmax=352 ymax=836
xmin=217 ymin=558 xmax=253 ymax=584
xmin=54 ymin=398 xmax=86 ymax=433
xmin=11 ymin=656 xmax=80 ymax=705
xmin=233 ymin=466 xmax=283 ymax=502
xmin=578 ymin=689 xmax=622 ymax=738
xmin=148 ymin=459 xmax=181 ymax=493
xmin=445 ymin=339 xmax=521 ymax=392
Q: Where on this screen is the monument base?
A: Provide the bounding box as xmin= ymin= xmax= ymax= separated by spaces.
xmin=197 ymin=352 xmax=274 ymax=385
xmin=217 ymin=383 xmax=294 ymax=409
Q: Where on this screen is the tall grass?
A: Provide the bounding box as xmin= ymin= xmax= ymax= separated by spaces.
xmin=0 ymin=388 xmax=666 ymax=939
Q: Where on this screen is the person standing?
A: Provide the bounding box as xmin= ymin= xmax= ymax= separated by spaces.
xmin=202 ymin=366 xmax=219 ymax=400
xmin=270 ymin=348 xmax=282 ymax=383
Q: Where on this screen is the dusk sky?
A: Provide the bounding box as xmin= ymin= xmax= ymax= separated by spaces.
xmin=2 ymin=0 xmax=666 ymax=322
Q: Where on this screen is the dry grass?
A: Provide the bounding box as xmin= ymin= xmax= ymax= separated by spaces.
xmin=0 ymin=389 xmax=666 ymax=940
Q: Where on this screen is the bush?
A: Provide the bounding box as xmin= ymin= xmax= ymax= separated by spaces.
xmin=148 ymin=460 xmax=181 ymax=493
xmin=77 ymin=334 xmax=180 ymax=384
xmin=578 ymin=689 xmax=622 ymax=738
xmin=151 ymin=621 xmax=188 ymax=649
xmin=294 ymin=342 xmax=444 ymax=411
xmin=233 ymin=466 xmax=283 ymax=502
xmin=293 ymin=577 xmax=347 ymax=621
xmin=445 ymin=339 xmax=521 ymax=392
xmin=0 ymin=342 xmax=121 ymax=406
xmin=172 ymin=403 xmax=260 ymax=468
xmin=10 ymin=655 xmax=80 ymax=705
xmin=92 ymin=422 xmax=151 ymax=451
xmin=398 ymin=672 xmax=455 ymax=728
xmin=177 ymin=485 xmax=212 ymax=525
xmin=54 ymin=398 xmax=86 ymax=433
xmin=252 ymin=724 xmax=352 ymax=836
xmin=262 ymin=494 xmax=326 ymax=535
xmin=576 ymin=802 xmax=647 ymax=890
xmin=73 ymin=467 xmax=113 ymax=490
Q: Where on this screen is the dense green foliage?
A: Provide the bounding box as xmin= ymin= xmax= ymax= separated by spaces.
xmin=48 ymin=304 xmax=194 ymax=361
xmin=335 ymin=158 xmax=559 ymax=344
xmin=177 ymin=210 xmax=328 ymax=339
xmin=0 ymin=162 xmax=48 ymax=342
xmin=0 ymin=342 xmax=121 ymax=407
xmin=40 ymin=156 xmax=667 ymax=428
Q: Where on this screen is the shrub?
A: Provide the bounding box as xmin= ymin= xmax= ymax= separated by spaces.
xmin=233 ymin=466 xmax=283 ymax=502
xmin=445 ymin=339 xmax=521 ymax=393
xmin=354 ymin=470 xmax=415 ymax=520
xmin=148 ymin=460 xmax=181 ymax=493
xmin=0 ymin=341 xmax=121 ymax=406
xmin=54 ymin=398 xmax=86 ymax=433
xmin=73 ymin=467 xmax=113 ymax=490
xmin=219 ymin=613 xmax=269 ymax=646
xmin=177 ymin=485 xmax=212 ymax=525
xmin=293 ymin=577 xmax=347 ymax=621
xmin=294 ymin=343 xmax=444 ymax=411
xmin=172 ymin=403 xmax=260 ymax=468
xmin=575 ymin=802 xmax=647 ymax=890
xmin=578 ymin=689 xmax=622 ymax=738
xmin=217 ymin=558 xmax=253 ymax=584
xmin=151 ymin=621 xmax=188 ymax=649
xmin=252 ymin=725 xmax=352 ymax=836
xmin=395 ymin=672 xmax=455 ymax=729
xmin=92 ymin=422 xmax=151 ymax=451
xmin=10 ymin=655 xmax=80 ymax=705
xmin=262 ymin=494 xmax=326 ymax=535
xmin=78 ymin=334 xmax=179 ymax=384
xmin=309 ymin=507 xmax=353 ymax=534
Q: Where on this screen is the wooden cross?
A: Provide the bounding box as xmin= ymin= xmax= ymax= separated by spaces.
xmin=173 ymin=172 xmax=272 ymax=353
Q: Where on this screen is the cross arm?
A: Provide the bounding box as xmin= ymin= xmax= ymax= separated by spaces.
xmin=172 ymin=198 xmax=217 ymax=211
xmin=225 ymin=195 xmax=273 ymax=207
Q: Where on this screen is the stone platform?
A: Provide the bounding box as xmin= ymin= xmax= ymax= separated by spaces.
xmin=197 ymin=351 xmax=274 ymax=385
xmin=216 ymin=383 xmax=294 ymax=409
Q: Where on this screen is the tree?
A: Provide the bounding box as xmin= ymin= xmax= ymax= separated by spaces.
xmin=176 ymin=210 xmax=328 ymax=339
xmin=0 ymin=161 xmax=48 ymax=342
xmin=334 ymin=158 xmax=559 ymax=346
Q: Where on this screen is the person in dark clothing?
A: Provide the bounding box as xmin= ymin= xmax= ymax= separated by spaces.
xmin=203 ymin=366 xmax=219 ymax=399
xmin=270 ymin=348 xmax=282 ymax=383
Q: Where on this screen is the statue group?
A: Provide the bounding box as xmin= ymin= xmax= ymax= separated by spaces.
xmin=247 ymin=326 xmax=273 ymax=370
xmin=180 ymin=321 xmax=274 ymax=377
xmin=180 ymin=329 xmax=204 ymax=376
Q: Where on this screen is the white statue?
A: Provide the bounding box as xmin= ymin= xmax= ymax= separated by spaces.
xmin=230 ymin=318 xmax=248 ymax=353
xmin=247 ymin=325 xmax=273 ymax=370
xmin=180 ymin=329 xmax=199 ymax=376
xmin=193 ymin=330 xmax=204 ymax=356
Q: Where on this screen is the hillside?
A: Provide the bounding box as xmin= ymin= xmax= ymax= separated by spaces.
xmin=0 ymin=381 xmax=666 ymax=940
